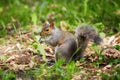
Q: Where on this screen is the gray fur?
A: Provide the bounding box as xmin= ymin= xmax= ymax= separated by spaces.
xmin=40 ymin=25 xmax=102 ymax=62
xmin=55 ymin=38 xmax=77 ymax=62
xmin=44 ymin=27 xmax=63 ymax=46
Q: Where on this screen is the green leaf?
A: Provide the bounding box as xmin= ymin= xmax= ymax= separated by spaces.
xmin=31 ymin=12 xmax=37 ymax=25
xmin=38 ymin=44 xmax=46 ymax=62
xmin=114 ymin=45 xmax=120 ymax=50
xmin=92 ymin=43 xmax=99 ymax=54
xmin=99 ymin=32 xmax=106 ymax=38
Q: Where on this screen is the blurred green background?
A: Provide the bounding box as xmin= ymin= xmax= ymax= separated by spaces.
xmin=0 ymin=0 xmax=120 ymax=36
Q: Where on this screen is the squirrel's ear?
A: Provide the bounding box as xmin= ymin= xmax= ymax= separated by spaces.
xmin=50 ymin=22 xmax=54 ymax=28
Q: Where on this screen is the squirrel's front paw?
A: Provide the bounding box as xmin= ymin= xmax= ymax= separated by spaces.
xmin=39 ymin=38 xmax=45 ymax=43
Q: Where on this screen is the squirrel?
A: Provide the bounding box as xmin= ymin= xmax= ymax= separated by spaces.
xmin=39 ymin=21 xmax=102 ymax=62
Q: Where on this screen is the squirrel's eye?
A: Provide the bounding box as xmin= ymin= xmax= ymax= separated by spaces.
xmin=45 ymin=29 xmax=49 ymax=31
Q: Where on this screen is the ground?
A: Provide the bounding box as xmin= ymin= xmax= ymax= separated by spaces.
xmin=0 ymin=0 xmax=120 ymax=80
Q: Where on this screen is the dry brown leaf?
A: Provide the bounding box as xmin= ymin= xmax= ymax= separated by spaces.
xmin=102 ymin=65 xmax=112 ymax=73
xmin=115 ymin=36 xmax=120 ymax=44
xmin=104 ymin=48 xmax=120 ymax=58
xmin=44 ymin=46 xmax=54 ymax=54
xmin=115 ymin=63 xmax=120 ymax=68
xmin=103 ymin=33 xmax=120 ymax=47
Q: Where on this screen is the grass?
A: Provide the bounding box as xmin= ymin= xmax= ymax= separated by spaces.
xmin=0 ymin=0 xmax=120 ymax=35
xmin=0 ymin=69 xmax=16 ymax=80
xmin=29 ymin=60 xmax=79 ymax=80
xmin=0 ymin=0 xmax=120 ymax=80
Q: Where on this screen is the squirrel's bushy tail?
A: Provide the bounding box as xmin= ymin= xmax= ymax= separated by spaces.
xmin=73 ymin=25 xmax=102 ymax=61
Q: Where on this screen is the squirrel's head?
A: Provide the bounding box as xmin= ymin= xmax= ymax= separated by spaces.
xmin=40 ymin=21 xmax=55 ymax=37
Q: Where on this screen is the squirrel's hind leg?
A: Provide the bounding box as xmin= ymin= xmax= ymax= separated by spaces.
xmin=55 ymin=39 xmax=77 ymax=62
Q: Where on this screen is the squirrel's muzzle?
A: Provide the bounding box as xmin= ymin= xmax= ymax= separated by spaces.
xmin=39 ymin=31 xmax=47 ymax=37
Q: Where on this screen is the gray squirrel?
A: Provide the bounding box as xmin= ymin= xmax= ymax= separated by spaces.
xmin=39 ymin=22 xmax=102 ymax=62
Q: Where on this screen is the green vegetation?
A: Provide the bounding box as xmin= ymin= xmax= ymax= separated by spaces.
xmin=25 ymin=60 xmax=79 ymax=80
xmin=0 ymin=69 xmax=16 ymax=80
xmin=0 ymin=0 xmax=120 ymax=35
xmin=0 ymin=0 xmax=120 ymax=80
